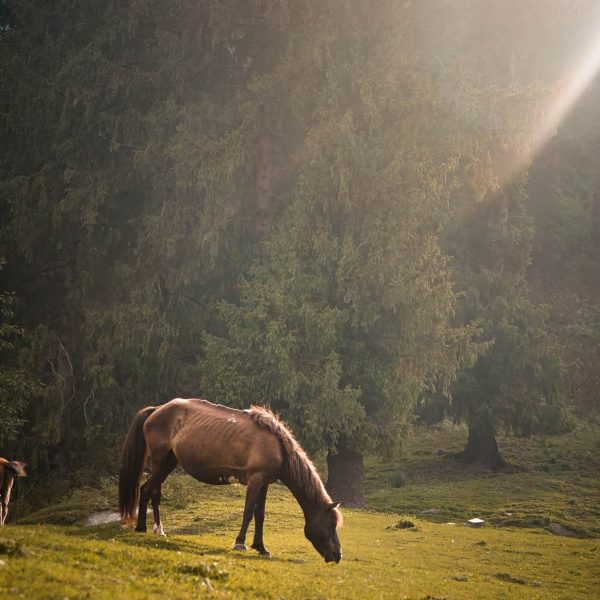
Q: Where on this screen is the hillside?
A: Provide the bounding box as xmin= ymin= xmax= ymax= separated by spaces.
xmin=1 ymin=424 xmax=599 ymax=599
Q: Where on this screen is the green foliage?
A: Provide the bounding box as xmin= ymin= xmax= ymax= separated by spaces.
xmin=201 ymin=3 xmax=482 ymax=458
xmin=445 ymin=185 xmax=571 ymax=440
xmin=0 ymin=259 xmax=40 ymax=447
xmin=0 ymin=0 xmax=270 ymax=468
xmin=526 ymin=76 xmax=600 ymax=415
xmin=0 ymin=0 xmax=597 ymax=486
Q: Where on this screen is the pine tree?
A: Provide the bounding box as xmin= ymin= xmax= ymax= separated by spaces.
xmin=0 ymin=0 xmax=282 ymax=470
xmin=201 ymin=1 xmax=481 ymax=506
xmin=0 ymin=258 xmax=40 ymax=448
xmin=445 ymin=183 xmax=570 ymax=469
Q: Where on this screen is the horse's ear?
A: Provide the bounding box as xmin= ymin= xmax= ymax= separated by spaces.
xmin=328 ymin=501 xmax=342 ymax=511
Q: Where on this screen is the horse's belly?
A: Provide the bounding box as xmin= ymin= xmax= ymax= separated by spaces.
xmin=184 ymin=466 xmax=246 ymax=486
xmin=173 ymin=444 xmax=247 ymax=485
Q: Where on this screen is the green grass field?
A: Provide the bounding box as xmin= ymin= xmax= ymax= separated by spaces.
xmin=1 ymin=422 xmax=599 ymax=599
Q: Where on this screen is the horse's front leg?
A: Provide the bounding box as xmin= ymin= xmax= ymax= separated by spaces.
xmin=250 ymin=484 xmax=271 ymax=557
xmin=233 ymin=474 xmax=265 ymax=552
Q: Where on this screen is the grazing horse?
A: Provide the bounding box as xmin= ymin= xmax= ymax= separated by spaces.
xmin=119 ymin=398 xmax=343 ymax=563
xmin=0 ymin=458 xmax=26 ymax=525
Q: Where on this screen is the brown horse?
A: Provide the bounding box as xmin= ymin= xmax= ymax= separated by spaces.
xmin=0 ymin=458 xmax=26 ymax=525
xmin=119 ymin=398 xmax=342 ymax=562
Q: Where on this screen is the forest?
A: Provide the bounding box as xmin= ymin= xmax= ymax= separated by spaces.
xmin=1 ymin=0 xmax=599 ymax=536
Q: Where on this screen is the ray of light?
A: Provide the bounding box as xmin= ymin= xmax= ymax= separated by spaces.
xmin=534 ymin=33 xmax=600 ymax=151
xmin=504 ymin=14 xmax=600 ymax=185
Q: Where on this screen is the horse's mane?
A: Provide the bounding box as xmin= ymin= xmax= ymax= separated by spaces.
xmin=248 ymin=406 xmax=332 ymax=507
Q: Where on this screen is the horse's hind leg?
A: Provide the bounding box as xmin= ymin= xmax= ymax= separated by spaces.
xmin=150 ymin=450 xmax=178 ymax=536
xmin=136 ymin=448 xmax=177 ymax=535
xmin=135 ymin=478 xmax=151 ymax=532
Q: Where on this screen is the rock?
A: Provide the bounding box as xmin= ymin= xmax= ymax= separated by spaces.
xmin=547 ymin=523 xmax=579 ymax=537
xmin=466 ymin=518 xmax=485 ymax=527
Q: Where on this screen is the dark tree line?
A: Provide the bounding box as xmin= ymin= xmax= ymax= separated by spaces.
xmin=1 ymin=0 xmax=598 ymax=507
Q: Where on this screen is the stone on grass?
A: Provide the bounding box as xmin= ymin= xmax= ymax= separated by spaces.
xmin=547 ymin=522 xmax=579 ymax=537
xmin=466 ymin=518 xmax=485 ymax=527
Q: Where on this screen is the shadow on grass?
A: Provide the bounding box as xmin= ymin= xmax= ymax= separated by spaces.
xmin=60 ymin=524 xmax=290 ymax=562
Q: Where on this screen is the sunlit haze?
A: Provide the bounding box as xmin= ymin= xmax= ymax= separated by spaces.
xmin=510 ymin=6 xmax=600 ymax=184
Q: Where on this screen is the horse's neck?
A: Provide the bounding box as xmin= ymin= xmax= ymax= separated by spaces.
xmin=279 ymin=459 xmax=329 ymax=517
xmin=282 ymin=477 xmax=319 ymax=518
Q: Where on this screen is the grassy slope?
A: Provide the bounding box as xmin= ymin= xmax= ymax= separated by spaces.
xmin=1 ymin=423 xmax=599 ymax=599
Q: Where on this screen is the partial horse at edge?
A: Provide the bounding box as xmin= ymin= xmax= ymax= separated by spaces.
xmin=0 ymin=458 xmax=27 ymax=525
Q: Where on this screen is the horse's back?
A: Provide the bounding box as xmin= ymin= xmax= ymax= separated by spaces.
xmin=144 ymin=399 xmax=284 ymax=483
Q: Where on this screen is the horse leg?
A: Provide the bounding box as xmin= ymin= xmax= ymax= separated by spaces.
xmin=250 ymin=484 xmax=271 ymax=557
xmin=150 ymin=450 xmax=178 ymax=536
xmin=135 ymin=478 xmax=151 ymax=532
xmin=233 ymin=474 xmax=266 ymax=551
xmin=1 ymin=477 xmax=13 ymax=526
xmin=135 ymin=448 xmax=177 ymax=534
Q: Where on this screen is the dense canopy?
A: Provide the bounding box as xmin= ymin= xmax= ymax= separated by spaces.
xmin=1 ymin=0 xmax=599 ymax=505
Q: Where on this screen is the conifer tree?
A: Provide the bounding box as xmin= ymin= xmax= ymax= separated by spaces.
xmin=445 ymin=183 xmax=570 ymax=469
xmin=202 ymin=1 xmax=480 ymax=505
xmin=0 ymin=0 xmax=281 ymax=469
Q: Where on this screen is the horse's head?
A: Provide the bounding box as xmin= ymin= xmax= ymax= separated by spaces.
xmin=304 ymin=501 xmax=343 ymax=563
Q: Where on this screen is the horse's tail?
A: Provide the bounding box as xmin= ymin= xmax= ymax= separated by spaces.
xmin=6 ymin=462 xmax=26 ymax=477
xmin=118 ymin=406 xmax=156 ymax=523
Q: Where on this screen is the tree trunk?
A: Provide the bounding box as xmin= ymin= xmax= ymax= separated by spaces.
xmin=591 ymin=191 xmax=600 ymax=249
xmin=254 ymin=106 xmax=273 ymax=235
xmin=326 ymin=448 xmax=365 ymax=508
xmin=454 ymin=421 xmax=508 ymax=471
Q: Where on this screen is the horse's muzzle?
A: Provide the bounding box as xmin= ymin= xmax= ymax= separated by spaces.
xmin=325 ymin=550 xmax=342 ymax=564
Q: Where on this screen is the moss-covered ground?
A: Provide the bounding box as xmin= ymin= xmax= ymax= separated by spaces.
xmin=1 ymin=422 xmax=599 ymax=599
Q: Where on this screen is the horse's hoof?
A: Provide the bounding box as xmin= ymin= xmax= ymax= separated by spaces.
xmin=153 ymin=524 xmax=166 ymax=536
xmin=233 ymin=543 xmax=247 ymax=551
xmin=134 ymin=526 xmax=147 ymax=533
xmin=251 ymin=544 xmax=271 ymax=558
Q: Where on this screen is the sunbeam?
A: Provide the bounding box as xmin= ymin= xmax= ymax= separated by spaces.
xmin=507 ymin=9 xmax=600 ymax=184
